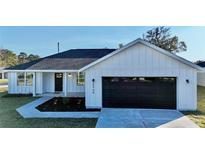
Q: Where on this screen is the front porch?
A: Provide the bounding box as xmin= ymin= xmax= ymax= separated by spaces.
xmin=32 ymin=72 xmax=85 ymax=97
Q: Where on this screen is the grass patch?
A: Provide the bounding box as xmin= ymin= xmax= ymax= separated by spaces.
xmin=0 ymin=87 xmax=97 ymax=128
xmin=184 ymin=86 xmax=205 ymax=128
xmin=0 ymin=87 xmax=8 ymax=96
xmin=0 ymin=79 xmax=8 ymax=84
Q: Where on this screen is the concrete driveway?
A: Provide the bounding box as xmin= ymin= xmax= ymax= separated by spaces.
xmin=96 ymin=108 xmax=199 ymax=128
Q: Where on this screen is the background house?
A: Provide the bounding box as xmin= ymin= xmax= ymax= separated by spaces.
xmin=196 ymin=61 xmax=205 ymax=86
xmin=0 ymin=67 xmax=8 ymax=79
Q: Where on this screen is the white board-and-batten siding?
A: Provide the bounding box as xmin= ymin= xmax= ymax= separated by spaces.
xmin=8 ymin=72 xmax=85 ymax=96
xmin=8 ymin=72 xmax=33 ymax=94
xmin=85 ymin=43 xmax=197 ymax=111
xmin=65 ymin=73 xmax=85 ymax=97
xmin=41 ymin=72 xmax=85 ymax=94
xmin=8 ymin=72 xmax=43 ymax=94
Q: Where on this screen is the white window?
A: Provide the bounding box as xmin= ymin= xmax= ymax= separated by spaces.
xmin=26 ymin=73 xmax=33 ymax=86
xmin=17 ymin=72 xmax=33 ymax=86
xmin=77 ymin=72 xmax=85 ymax=85
xmin=17 ymin=73 xmax=25 ymax=86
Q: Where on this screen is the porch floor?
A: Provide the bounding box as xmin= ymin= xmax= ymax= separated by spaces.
xmin=38 ymin=92 xmax=64 ymax=97
xmin=37 ymin=92 xmax=85 ymax=97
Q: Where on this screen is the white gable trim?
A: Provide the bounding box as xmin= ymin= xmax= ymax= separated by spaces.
xmin=79 ymin=38 xmax=203 ymax=72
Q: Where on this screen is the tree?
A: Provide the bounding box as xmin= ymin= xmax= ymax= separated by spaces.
xmin=143 ymin=27 xmax=187 ymax=53
xmin=18 ymin=52 xmax=40 ymax=64
xmin=195 ymin=60 xmax=204 ymax=64
xmin=27 ymin=54 xmax=40 ymax=62
xmin=6 ymin=50 xmax=18 ymax=66
xmin=18 ymin=52 xmax=28 ymax=64
xmin=0 ymin=49 xmax=17 ymax=67
xmin=0 ymin=49 xmax=40 ymax=67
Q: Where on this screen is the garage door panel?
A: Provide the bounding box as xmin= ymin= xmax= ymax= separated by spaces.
xmin=104 ymin=84 xmax=137 ymax=90
xmin=102 ymin=77 xmax=176 ymax=109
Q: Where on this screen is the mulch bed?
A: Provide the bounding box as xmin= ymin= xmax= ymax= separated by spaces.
xmin=2 ymin=94 xmax=33 ymax=97
xmin=36 ymin=97 xmax=100 ymax=112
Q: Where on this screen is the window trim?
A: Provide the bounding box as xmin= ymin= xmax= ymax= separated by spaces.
xmin=17 ymin=72 xmax=33 ymax=86
xmin=17 ymin=72 xmax=25 ymax=86
xmin=26 ymin=73 xmax=33 ymax=86
xmin=77 ymin=72 xmax=85 ymax=86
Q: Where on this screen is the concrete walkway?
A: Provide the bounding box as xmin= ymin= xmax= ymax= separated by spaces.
xmin=96 ymin=108 xmax=199 ymax=128
xmin=17 ymin=98 xmax=199 ymax=128
xmin=16 ymin=96 xmax=100 ymax=118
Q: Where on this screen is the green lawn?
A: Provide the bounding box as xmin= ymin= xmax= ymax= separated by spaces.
xmin=184 ymin=86 xmax=205 ymax=128
xmin=0 ymin=88 xmax=97 ymax=128
xmin=0 ymin=79 xmax=8 ymax=84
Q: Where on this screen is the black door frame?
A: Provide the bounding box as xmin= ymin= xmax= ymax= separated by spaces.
xmin=102 ymin=76 xmax=177 ymax=109
xmin=55 ymin=73 xmax=63 ymax=92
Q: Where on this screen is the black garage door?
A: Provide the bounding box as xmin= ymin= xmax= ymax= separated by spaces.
xmin=102 ymin=77 xmax=176 ymax=109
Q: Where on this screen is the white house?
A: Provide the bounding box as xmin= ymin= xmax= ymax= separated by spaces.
xmin=5 ymin=39 xmax=203 ymax=111
xmin=0 ymin=67 xmax=8 ymax=79
xmin=196 ymin=61 xmax=205 ymax=86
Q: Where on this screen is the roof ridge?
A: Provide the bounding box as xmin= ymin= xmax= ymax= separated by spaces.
xmin=45 ymin=48 xmax=116 ymax=59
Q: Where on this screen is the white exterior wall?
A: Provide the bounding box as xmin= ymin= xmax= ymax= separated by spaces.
xmin=42 ymin=72 xmax=55 ymax=93
xmin=85 ymin=43 xmax=198 ymax=111
xmin=8 ymin=72 xmax=85 ymax=96
xmin=197 ymin=72 xmax=205 ymax=86
xmin=8 ymin=72 xmax=33 ymax=94
xmin=36 ymin=72 xmax=43 ymax=94
xmin=66 ymin=72 xmax=85 ymax=97
xmin=41 ymin=72 xmax=85 ymax=96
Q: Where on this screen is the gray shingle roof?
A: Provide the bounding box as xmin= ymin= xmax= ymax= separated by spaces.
xmin=6 ymin=49 xmax=116 ymax=70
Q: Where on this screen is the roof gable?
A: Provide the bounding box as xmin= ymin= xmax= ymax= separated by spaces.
xmin=79 ymin=38 xmax=203 ymax=71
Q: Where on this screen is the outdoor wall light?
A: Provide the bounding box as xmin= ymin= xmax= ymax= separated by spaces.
xmin=186 ymin=79 xmax=189 ymax=84
xmin=68 ymin=73 xmax=72 ymax=78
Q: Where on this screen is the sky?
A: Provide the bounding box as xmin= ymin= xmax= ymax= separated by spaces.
xmin=0 ymin=26 xmax=205 ymax=62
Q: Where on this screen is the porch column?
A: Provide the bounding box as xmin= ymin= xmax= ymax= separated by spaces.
xmin=32 ymin=72 xmax=36 ymax=96
xmin=64 ymin=72 xmax=68 ymax=97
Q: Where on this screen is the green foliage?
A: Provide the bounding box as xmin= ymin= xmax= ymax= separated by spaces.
xmin=17 ymin=52 xmax=40 ymax=64
xmin=183 ymin=86 xmax=205 ymax=128
xmin=18 ymin=52 xmax=28 ymax=64
xmin=0 ymin=49 xmax=17 ymax=67
xmin=143 ymin=27 xmax=187 ymax=53
xmin=27 ymin=54 xmax=40 ymax=62
xmin=0 ymin=49 xmax=40 ymax=67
